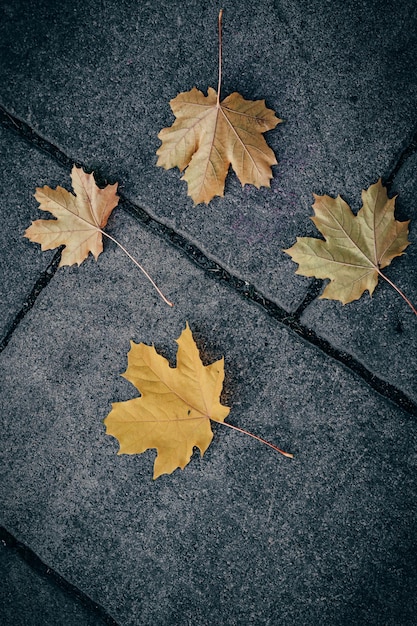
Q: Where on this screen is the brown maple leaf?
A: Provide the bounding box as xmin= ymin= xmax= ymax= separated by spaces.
xmin=25 ymin=165 xmax=119 ymax=267
xmin=156 ymin=10 xmax=281 ymax=204
xmin=104 ymin=323 xmax=230 ymax=478
xmin=284 ymin=179 xmax=416 ymax=314
xmin=24 ymin=166 xmax=173 ymax=306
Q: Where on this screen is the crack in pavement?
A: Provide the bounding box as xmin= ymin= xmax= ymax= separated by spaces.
xmin=0 ymin=250 xmax=62 ymax=352
xmin=1 ymin=526 xmax=121 ymax=626
xmin=384 ymin=125 xmax=417 ymax=189
xmin=1 ymin=105 xmax=416 ymax=419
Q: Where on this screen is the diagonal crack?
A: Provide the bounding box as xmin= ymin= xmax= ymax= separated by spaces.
xmin=291 ymin=124 xmax=417 ymax=341
xmin=0 ymin=526 xmax=121 ymax=626
xmin=384 ymin=125 xmax=417 ymax=189
xmin=1 ymin=105 xmax=416 ymax=417
xmin=0 ymin=250 xmax=62 ymax=352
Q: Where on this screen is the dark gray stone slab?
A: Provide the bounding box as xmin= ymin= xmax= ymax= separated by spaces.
xmin=392 ymin=153 xmax=417 ymax=208
xmin=300 ymin=154 xmax=417 ymax=404
xmin=1 ymin=0 xmax=416 ymax=311
xmin=0 ymin=127 xmax=64 ymax=338
xmin=1 ymin=185 xmax=416 ymax=625
xmin=0 ymin=535 xmax=115 ymax=626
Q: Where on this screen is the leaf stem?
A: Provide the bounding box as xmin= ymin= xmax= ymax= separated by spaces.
xmin=377 ymin=268 xmax=417 ymax=316
xmin=216 ymin=9 xmax=223 ymax=107
xmin=219 ymin=420 xmax=294 ymax=458
xmin=122 ymin=412 xmax=292 ymax=458
xmin=100 ymin=230 xmax=173 ymax=307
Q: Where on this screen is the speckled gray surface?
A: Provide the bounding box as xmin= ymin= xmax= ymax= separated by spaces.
xmin=1 ymin=0 xmax=416 ymax=310
xmin=300 ymin=163 xmax=417 ymax=403
xmin=0 ymin=537 xmax=112 ymax=626
xmin=1 ymin=1 xmax=417 ymax=625
xmin=1 ymin=173 xmax=416 ymax=624
xmin=0 ymin=128 xmax=59 ymax=337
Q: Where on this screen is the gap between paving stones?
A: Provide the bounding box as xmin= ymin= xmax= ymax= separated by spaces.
xmin=0 ymin=251 xmax=61 ymax=352
xmin=1 ymin=105 xmax=416 ymax=418
xmin=385 ymin=125 xmax=417 ymax=188
xmin=0 ymin=526 xmax=121 ymax=626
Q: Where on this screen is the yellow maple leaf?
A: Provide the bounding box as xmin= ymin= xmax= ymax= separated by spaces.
xmin=25 ymin=165 xmax=119 ymax=266
xmin=284 ymin=179 xmax=411 ymax=305
xmin=156 ymin=10 xmax=281 ymax=204
xmin=104 ymin=323 xmax=230 ymax=479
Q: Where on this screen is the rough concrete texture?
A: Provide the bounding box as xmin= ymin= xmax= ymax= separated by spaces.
xmin=0 ymin=127 xmax=59 ymax=337
xmin=1 ymin=534 xmax=114 ymax=626
xmin=301 ymin=157 xmax=417 ymax=403
xmin=1 ymin=0 xmax=417 ymax=625
xmin=1 ymin=135 xmax=417 ymax=624
xmin=1 ymin=0 xmax=416 ymax=310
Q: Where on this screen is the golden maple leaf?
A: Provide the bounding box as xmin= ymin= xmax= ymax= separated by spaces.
xmin=284 ymin=179 xmax=411 ymax=305
xmin=104 ymin=323 xmax=230 ymax=479
xmin=25 ymin=165 xmax=119 ymax=266
xmin=156 ymin=87 xmax=281 ymax=205
xmin=156 ymin=11 xmax=281 ymax=204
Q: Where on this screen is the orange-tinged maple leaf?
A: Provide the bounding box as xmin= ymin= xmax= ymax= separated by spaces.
xmin=104 ymin=323 xmax=230 ymax=479
xmin=157 ymin=87 xmax=281 ymax=204
xmin=25 ymin=165 xmax=119 ymax=266
xmin=156 ymin=10 xmax=281 ymax=204
xmin=284 ymin=180 xmax=412 ymax=306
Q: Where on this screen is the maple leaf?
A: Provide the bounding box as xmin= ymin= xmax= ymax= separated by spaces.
xmin=104 ymin=323 xmax=230 ymax=479
xmin=156 ymin=10 xmax=281 ymax=204
xmin=25 ymin=165 xmax=119 ymax=267
xmin=284 ymin=179 xmax=413 ymax=307
xmin=157 ymin=88 xmax=281 ymax=205
xmin=25 ymin=166 xmax=173 ymax=306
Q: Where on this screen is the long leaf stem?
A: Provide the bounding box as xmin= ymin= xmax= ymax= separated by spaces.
xmin=100 ymin=230 xmax=173 ymax=307
xmin=122 ymin=412 xmax=292 ymax=458
xmin=216 ymin=9 xmax=223 ymax=107
xmin=219 ymin=420 xmax=294 ymax=458
xmin=377 ymin=268 xmax=417 ymax=316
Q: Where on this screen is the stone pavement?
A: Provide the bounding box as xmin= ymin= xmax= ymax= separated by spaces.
xmin=1 ymin=0 xmax=416 ymax=624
